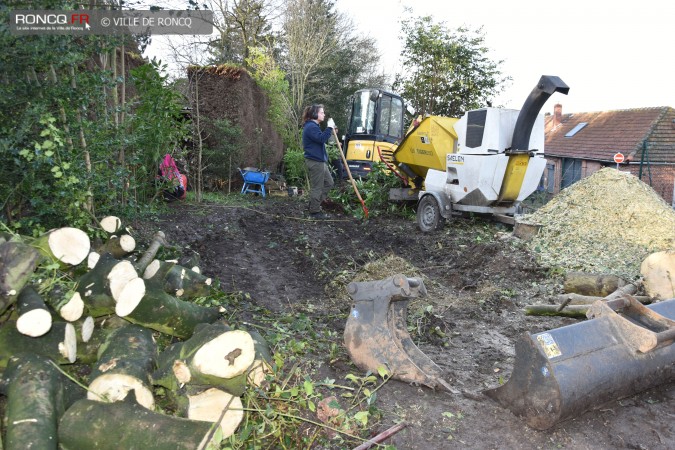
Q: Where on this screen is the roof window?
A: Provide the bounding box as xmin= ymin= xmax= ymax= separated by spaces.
xmin=565 ymin=122 xmax=587 ymax=137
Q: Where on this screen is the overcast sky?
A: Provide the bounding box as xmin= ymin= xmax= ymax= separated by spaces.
xmin=144 ymin=0 xmax=674 ymax=115
xmin=335 ymin=0 xmax=675 ymax=114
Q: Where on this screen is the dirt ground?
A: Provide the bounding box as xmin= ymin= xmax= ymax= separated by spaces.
xmin=133 ymin=193 xmax=674 ymax=450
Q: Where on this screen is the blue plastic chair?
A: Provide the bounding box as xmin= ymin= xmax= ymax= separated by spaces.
xmin=239 ymin=168 xmax=270 ymax=197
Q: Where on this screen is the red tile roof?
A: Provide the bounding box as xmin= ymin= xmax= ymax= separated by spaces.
xmin=544 ymin=107 xmax=675 ymax=163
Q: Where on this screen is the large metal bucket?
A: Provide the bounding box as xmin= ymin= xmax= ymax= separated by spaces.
xmin=485 ymin=297 xmax=675 ymax=430
xmin=344 ymin=274 xmax=452 ymax=391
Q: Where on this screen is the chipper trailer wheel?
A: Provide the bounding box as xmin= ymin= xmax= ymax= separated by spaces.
xmin=416 ymin=195 xmax=445 ymax=232
xmin=344 ymin=274 xmax=452 ymax=391
xmin=484 ymin=295 xmax=675 ymax=430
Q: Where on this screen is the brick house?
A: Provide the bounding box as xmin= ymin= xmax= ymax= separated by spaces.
xmin=543 ymin=105 xmax=675 ymax=206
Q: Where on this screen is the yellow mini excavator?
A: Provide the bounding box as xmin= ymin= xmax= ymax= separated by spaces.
xmin=343 ymin=75 xmax=570 ymax=232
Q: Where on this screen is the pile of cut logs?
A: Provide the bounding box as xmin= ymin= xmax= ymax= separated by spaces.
xmin=0 ymin=217 xmax=271 ymax=449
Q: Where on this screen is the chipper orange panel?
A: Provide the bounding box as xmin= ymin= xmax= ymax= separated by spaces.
xmin=484 ymin=297 xmax=675 ymax=430
xmin=344 ymin=274 xmax=452 ymax=391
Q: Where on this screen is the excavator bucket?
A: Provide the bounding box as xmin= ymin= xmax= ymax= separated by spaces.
xmin=484 ymin=296 xmax=675 ymax=430
xmin=344 ymin=274 xmax=452 ymax=391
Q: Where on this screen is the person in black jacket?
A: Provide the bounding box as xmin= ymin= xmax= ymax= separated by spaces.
xmin=302 ymin=104 xmax=336 ymax=219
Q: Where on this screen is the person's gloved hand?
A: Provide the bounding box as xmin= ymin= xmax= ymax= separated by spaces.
xmin=326 ymin=118 xmax=336 ymax=129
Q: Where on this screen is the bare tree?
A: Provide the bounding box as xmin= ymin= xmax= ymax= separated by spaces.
xmin=282 ymin=0 xmax=340 ymax=133
xmin=194 ymin=0 xmax=280 ymax=65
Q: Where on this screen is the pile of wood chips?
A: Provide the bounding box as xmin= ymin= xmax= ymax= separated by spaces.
xmin=521 ymin=168 xmax=675 ymax=280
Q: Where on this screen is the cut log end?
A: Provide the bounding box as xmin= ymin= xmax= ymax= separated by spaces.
xmin=80 ymin=316 xmax=95 ymax=342
xmin=640 ymin=250 xmax=675 ymax=300
xmin=173 ymin=360 xmax=192 ymax=384
xmin=48 ymin=227 xmax=90 ymax=265
xmin=193 ymin=330 xmax=256 ymax=379
xmin=60 ymin=291 xmax=84 ymax=322
xmin=247 ymin=360 xmax=273 ymax=387
xmin=109 ymin=260 xmax=139 ymax=301
xmin=59 ymin=323 xmax=77 ymax=363
xmin=87 ymin=373 xmax=155 ymax=410
xmin=143 ymin=259 xmax=161 ymax=279
xmin=87 ymin=251 xmax=100 ymax=269
xmin=16 ymin=308 xmax=52 ymax=337
xmin=187 ymin=388 xmax=244 ymax=438
xmin=119 ymin=235 xmax=136 ymax=253
xmin=100 ymin=216 xmax=122 ymax=234
xmin=115 ymin=278 xmax=147 ymax=317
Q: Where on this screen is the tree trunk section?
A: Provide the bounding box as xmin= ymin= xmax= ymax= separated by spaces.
xmin=134 ymin=231 xmax=167 ymax=274
xmin=97 ymin=234 xmax=136 ymax=259
xmin=16 ymin=285 xmax=52 ymax=337
xmin=640 ymin=250 xmax=675 ymax=300
xmin=120 ymin=288 xmax=220 ymax=339
xmin=524 ymin=304 xmax=589 ymax=318
xmin=4 ymin=353 xmax=84 ymax=450
xmin=32 ymin=227 xmax=90 ymax=266
xmin=185 ymin=387 xmax=244 ymax=439
xmin=178 ymin=251 xmax=202 ymax=274
xmin=555 ymin=293 xmax=651 ymax=305
xmin=58 ymin=398 xmax=223 ymax=450
xmin=144 ymin=260 xmax=212 ymax=299
xmin=247 ymin=328 xmax=273 ymax=388
xmin=87 ymin=324 xmax=156 ymax=410
xmin=152 ymin=323 xmax=254 ymax=395
xmin=107 ymin=259 xmax=140 ymax=302
xmin=75 ymin=315 xmax=127 ymax=364
xmin=563 ymin=272 xmax=626 ymax=297
xmin=0 ymin=321 xmax=77 ymax=368
xmin=99 ymin=216 xmax=122 ymax=234
xmin=45 ymin=285 xmax=84 ymax=322
xmin=76 ymin=253 xmax=139 ymax=317
xmin=0 ymin=241 xmax=42 ymax=316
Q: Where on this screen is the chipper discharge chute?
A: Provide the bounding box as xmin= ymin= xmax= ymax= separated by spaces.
xmin=344 ymin=274 xmax=452 ymax=391
xmin=484 ymin=295 xmax=675 ymax=430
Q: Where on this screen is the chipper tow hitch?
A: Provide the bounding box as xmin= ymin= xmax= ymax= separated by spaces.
xmin=484 ymin=295 xmax=675 ymax=430
xmin=344 ymin=274 xmax=452 ymax=391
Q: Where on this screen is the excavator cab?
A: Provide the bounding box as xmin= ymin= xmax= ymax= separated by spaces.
xmin=343 ymin=89 xmax=405 ymax=177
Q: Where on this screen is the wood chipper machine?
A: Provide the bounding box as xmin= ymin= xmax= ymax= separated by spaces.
xmin=342 ymin=75 xmax=570 ymax=232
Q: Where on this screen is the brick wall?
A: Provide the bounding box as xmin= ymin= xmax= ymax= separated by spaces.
xmin=625 ymin=164 xmax=675 ymax=207
xmin=544 ymin=156 xmax=675 ymax=207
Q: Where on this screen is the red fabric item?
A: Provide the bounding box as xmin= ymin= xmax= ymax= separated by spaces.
xmin=159 ymin=154 xmax=184 ymax=190
xmin=179 ymin=174 xmax=187 ymax=199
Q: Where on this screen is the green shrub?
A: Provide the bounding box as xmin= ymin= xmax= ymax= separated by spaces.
xmin=282 ymin=147 xmax=308 ymax=188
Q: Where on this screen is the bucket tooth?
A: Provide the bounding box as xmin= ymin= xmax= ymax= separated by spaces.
xmin=485 ymin=298 xmax=675 ymax=430
xmin=344 ymin=274 xmax=451 ymax=391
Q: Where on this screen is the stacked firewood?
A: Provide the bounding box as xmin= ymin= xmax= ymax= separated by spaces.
xmin=0 ymin=217 xmax=272 ymax=449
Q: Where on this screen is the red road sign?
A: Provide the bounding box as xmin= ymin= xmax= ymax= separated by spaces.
xmin=613 ymin=153 xmax=625 ymax=164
